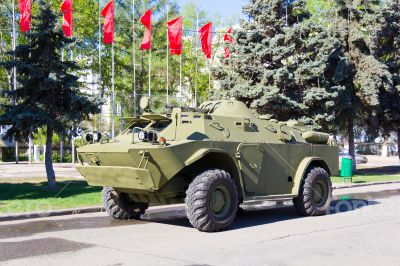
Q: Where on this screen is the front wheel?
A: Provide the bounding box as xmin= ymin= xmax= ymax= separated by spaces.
xmin=185 ymin=169 xmax=239 ymax=232
xmin=102 ymin=187 xmax=148 ymax=220
xmin=293 ymin=167 xmax=332 ymax=216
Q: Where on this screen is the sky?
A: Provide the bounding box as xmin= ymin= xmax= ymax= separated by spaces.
xmin=175 ymin=0 xmax=248 ymax=21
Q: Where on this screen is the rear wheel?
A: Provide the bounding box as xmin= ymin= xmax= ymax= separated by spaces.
xmin=102 ymin=187 xmax=148 ymax=220
xmin=185 ymin=169 xmax=238 ymax=232
xmin=293 ymin=167 xmax=332 ymax=216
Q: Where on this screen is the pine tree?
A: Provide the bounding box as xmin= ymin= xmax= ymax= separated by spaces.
xmin=328 ymin=0 xmax=396 ymax=158
xmin=0 ymin=1 xmax=100 ymax=189
xmin=213 ymin=0 xmax=340 ymax=129
xmin=371 ymin=0 xmax=400 ymax=158
xmin=214 ymin=0 xmax=399 ymax=161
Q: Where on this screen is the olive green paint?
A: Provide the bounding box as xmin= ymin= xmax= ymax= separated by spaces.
xmin=77 ymin=100 xmax=338 ymax=205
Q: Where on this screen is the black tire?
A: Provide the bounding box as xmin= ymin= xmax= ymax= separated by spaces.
xmin=102 ymin=187 xmax=148 ymax=220
xmin=185 ymin=169 xmax=239 ymax=232
xmin=293 ymin=167 xmax=332 ymax=216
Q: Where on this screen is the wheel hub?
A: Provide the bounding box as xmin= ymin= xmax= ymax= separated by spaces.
xmin=209 ymin=185 xmax=231 ymax=218
xmin=312 ymin=180 xmax=327 ymax=207
xmin=211 ymin=189 xmax=226 ymax=213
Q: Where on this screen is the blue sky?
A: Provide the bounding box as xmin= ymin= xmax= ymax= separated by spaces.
xmin=175 ymin=0 xmax=248 ymax=20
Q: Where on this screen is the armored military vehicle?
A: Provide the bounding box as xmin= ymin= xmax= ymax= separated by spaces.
xmin=77 ymin=99 xmax=338 ymax=232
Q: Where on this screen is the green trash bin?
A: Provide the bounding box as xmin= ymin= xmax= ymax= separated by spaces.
xmin=340 ymin=156 xmax=353 ymax=181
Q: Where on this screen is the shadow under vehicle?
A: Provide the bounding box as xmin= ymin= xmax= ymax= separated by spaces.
xmin=77 ymin=99 xmax=339 ymax=232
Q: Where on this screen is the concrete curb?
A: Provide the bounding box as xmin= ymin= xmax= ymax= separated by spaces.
xmin=1 ymin=180 xmax=400 ymax=222
xmin=332 ymin=180 xmax=400 ymax=190
xmin=0 ymin=206 xmax=104 ymax=222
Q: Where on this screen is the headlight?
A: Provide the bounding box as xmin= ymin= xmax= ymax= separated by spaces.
xmin=138 ymin=131 xmax=146 ymax=141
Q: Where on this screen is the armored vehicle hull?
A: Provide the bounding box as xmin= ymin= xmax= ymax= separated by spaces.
xmin=77 ymin=100 xmax=338 ymax=232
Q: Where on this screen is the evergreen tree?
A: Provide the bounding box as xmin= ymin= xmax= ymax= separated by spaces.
xmin=328 ymin=0 xmax=396 ymax=158
xmin=215 ymin=0 xmax=399 ymax=161
xmin=0 ymin=1 xmax=100 ymax=189
xmin=371 ymin=0 xmax=400 ymax=158
xmin=213 ymin=0 xmax=340 ymax=129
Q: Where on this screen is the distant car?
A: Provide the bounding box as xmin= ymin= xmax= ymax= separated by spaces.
xmin=339 ymin=149 xmax=368 ymax=164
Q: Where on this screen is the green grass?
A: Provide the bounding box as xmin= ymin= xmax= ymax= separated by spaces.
xmin=331 ymin=174 xmax=400 ymax=184
xmin=0 ymin=178 xmax=102 ymax=214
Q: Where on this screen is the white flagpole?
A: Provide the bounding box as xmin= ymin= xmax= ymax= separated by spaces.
xmin=194 ymin=10 xmax=199 ymax=107
xmin=166 ymin=3 xmax=169 ymax=106
xmin=208 ymin=59 xmax=211 ymax=90
xmin=70 ymin=47 xmax=75 ymax=164
xmin=148 ymin=49 xmax=151 ymax=97
xmin=111 ymin=42 xmax=115 ymax=139
xmin=12 ymin=0 xmax=17 ymax=102
xmin=98 ymin=0 xmax=102 ymax=130
xmin=132 ymin=0 xmax=137 ymax=116
xmin=180 ymin=54 xmax=182 ymax=106
xmin=12 ymin=0 xmax=18 ymax=164
xmin=60 ymin=48 xmax=64 ymax=164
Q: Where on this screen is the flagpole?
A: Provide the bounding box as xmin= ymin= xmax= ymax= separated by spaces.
xmin=194 ymin=10 xmax=199 ymax=107
xmin=208 ymin=59 xmax=211 ymax=91
xmin=12 ymin=0 xmax=18 ymax=164
xmin=148 ymin=49 xmax=151 ymax=97
xmin=166 ymin=3 xmax=169 ymax=106
xmin=61 ymin=48 xmax=64 ymax=164
xmin=98 ymin=0 xmax=102 ymax=130
xmin=132 ymin=0 xmax=137 ymax=116
xmin=111 ymin=42 xmax=115 ymax=139
xmin=180 ymin=54 xmax=182 ymax=106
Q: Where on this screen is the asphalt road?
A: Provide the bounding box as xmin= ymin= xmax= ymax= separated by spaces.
xmin=1 ymin=184 xmax=400 ymax=266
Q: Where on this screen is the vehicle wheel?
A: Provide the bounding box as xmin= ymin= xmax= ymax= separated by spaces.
xmin=293 ymin=167 xmax=332 ymax=216
xmin=185 ymin=169 xmax=239 ymax=232
xmin=102 ymin=187 xmax=148 ymax=220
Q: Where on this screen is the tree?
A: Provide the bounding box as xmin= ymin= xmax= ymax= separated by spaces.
xmin=214 ymin=0 xmax=399 ymax=162
xmin=325 ymin=0 xmax=396 ymax=158
xmin=370 ymin=1 xmax=400 ymax=158
xmin=0 ymin=1 xmax=99 ymax=189
xmin=213 ymin=0 xmax=339 ymax=129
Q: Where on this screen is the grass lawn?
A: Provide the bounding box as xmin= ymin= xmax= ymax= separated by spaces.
xmin=0 ymin=178 xmax=102 ymax=214
xmin=331 ymin=174 xmax=400 ymax=184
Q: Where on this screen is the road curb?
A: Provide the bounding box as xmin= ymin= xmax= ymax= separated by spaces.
xmin=1 ymin=181 xmax=400 ymax=222
xmin=332 ymin=180 xmax=400 ymax=190
xmin=0 ymin=206 xmax=104 ymax=222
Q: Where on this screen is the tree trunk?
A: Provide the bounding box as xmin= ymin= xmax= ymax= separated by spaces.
xmin=347 ymin=117 xmax=355 ymax=157
xmin=347 ymin=116 xmax=357 ymax=172
xmin=45 ymin=127 xmax=57 ymax=190
xmin=398 ymin=128 xmax=400 ymax=161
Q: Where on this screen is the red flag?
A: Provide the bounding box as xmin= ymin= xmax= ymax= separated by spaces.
xmin=224 ymin=27 xmax=233 ymax=59
xmin=61 ymin=0 xmax=73 ymax=37
xmin=19 ymin=0 xmax=32 ymax=33
xmin=224 ymin=27 xmax=233 ymax=43
xmin=224 ymin=48 xmax=230 ymax=59
xmin=140 ymin=9 xmax=152 ymax=50
xmin=101 ymin=0 xmax=114 ymax=44
xmin=167 ymin=17 xmax=182 ymax=55
xmin=199 ymin=22 xmax=212 ymax=59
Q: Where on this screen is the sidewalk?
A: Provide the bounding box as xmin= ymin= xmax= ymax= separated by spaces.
xmin=0 ymin=162 xmax=83 ymax=179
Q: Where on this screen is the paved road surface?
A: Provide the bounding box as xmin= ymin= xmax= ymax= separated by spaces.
xmin=1 ymin=184 xmax=400 ymax=265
